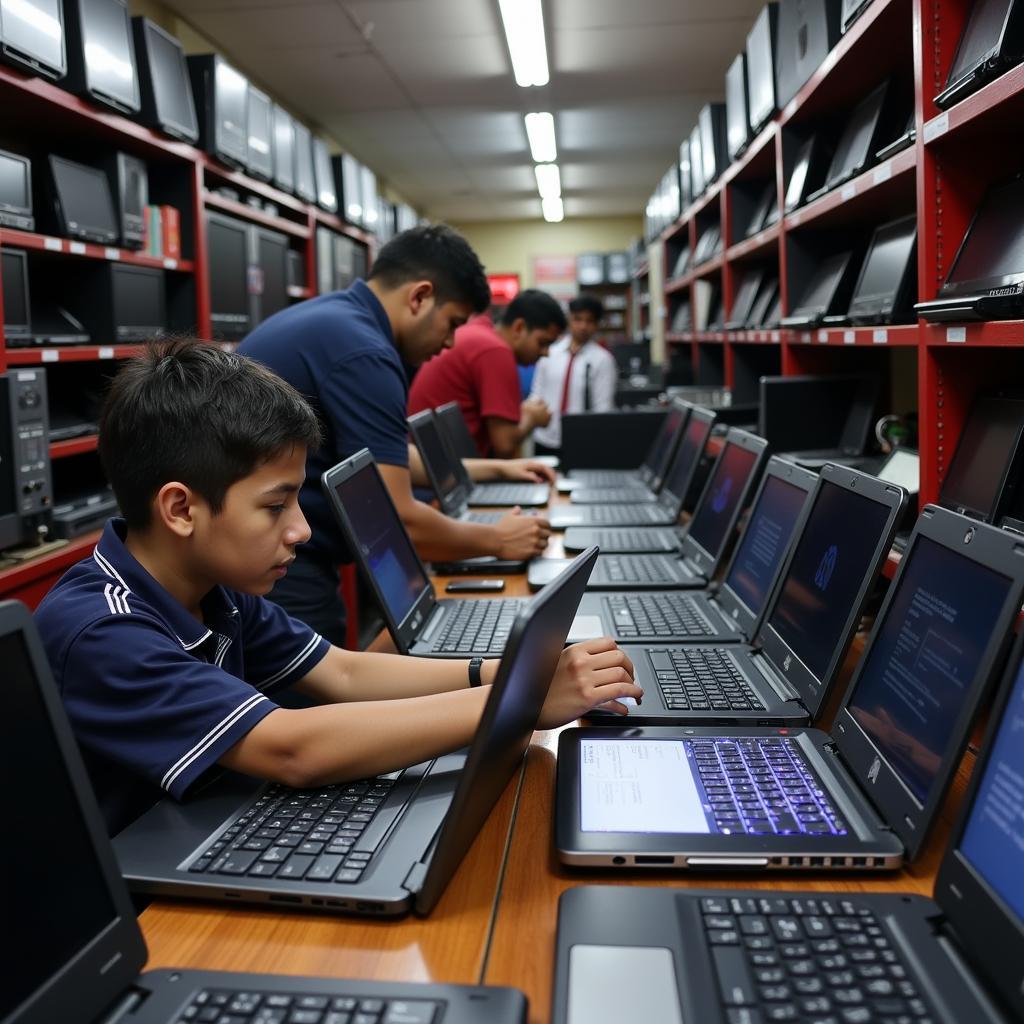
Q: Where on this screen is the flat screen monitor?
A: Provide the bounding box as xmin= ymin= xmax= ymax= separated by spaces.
xmin=824 ymin=81 xmax=888 ymax=187
xmin=334 ymin=234 xmax=357 ymax=289
xmin=110 ymin=264 xmax=164 ymax=340
xmin=246 ymin=85 xmax=273 ymax=181
xmin=0 ymin=0 xmax=65 ymax=78
xmin=689 ymin=125 xmax=705 ymax=197
xmin=312 ymin=138 xmax=337 ymax=212
xmin=69 ymin=0 xmax=139 ymax=112
xmin=577 ymin=253 xmax=604 ymax=286
xmin=271 ymin=105 xmax=295 ymax=194
xmin=776 ymin=0 xmax=841 ymax=106
xmin=205 ymin=211 xmax=250 ymax=339
xmin=946 ymin=0 xmax=1018 ymax=92
xmin=699 ymin=103 xmax=726 ymax=185
xmin=337 ymin=153 xmax=363 ymax=225
xmin=849 ymin=214 xmax=917 ymax=320
xmin=943 ymin=177 xmax=1024 ymax=296
xmin=727 ymin=268 xmax=765 ymax=328
xmin=784 ymin=135 xmax=820 ymax=211
xmin=0 ymin=148 xmax=32 ymax=226
xmin=678 ymin=139 xmax=692 ymax=209
xmin=361 ymin=165 xmax=379 ymax=230
xmin=188 ymin=55 xmax=247 ymax=167
xmin=747 ymin=3 xmax=778 ymax=131
xmin=758 ymin=374 xmax=876 ymax=453
xmin=49 ymin=155 xmax=118 ymax=244
xmin=2 ymin=249 xmax=30 ymax=336
xmin=131 ymin=17 xmax=197 ymax=143
xmin=726 ymin=53 xmax=750 ymax=160
xmin=747 ymin=276 xmax=778 ymax=328
xmin=746 ymin=180 xmax=776 ymax=237
xmin=940 ymin=394 xmax=1024 ymax=522
xmin=253 ymin=227 xmax=288 ymax=324
xmin=786 ymin=250 xmax=852 ymax=319
xmin=315 ymin=227 xmax=334 ymax=295
xmin=293 ymin=121 xmax=315 ymax=203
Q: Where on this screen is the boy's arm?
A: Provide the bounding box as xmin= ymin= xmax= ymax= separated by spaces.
xmin=462 ymin=456 xmax=557 ymax=484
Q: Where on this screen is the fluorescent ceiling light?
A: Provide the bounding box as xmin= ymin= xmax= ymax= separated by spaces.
xmin=542 ymin=197 xmax=564 ymax=222
xmin=524 ymin=112 xmax=557 ymax=163
xmin=534 ymin=163 xmax=561 ymax=199
xmin=498 ymin=0 xmax=549 ymax=87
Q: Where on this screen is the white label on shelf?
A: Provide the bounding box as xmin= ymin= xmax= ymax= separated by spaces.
xmin=104 ymin=247 xmax=120 ymax=261
xmin=42 ymin=350 xmax=59 ymax=362
xmin=923 ymin=112 xmax=948 ymax=143
xmin=69 ymin=241 xmax=87 ymax=255
xmin=772 ymin=330 xmax=780 ymax=343
xmin=98 ymin=347 xmax=114 ymax=359
xmin=43 ymin=237 xmax=62 ymax=252
xmin=790 ymin=211 xmax=801 ymax=226
xmin=841 ymin=183 xmax=856 ymax=201
xmin=946 ymin=326 xmax=967 ymax=343
xmin=16 ymin=372 xmax=33 ymax=381
xmin=843 ymin=330 xmax=856 ymax=345
xmin=873 ymin=162 xmax=892 ymax=185
xmin=163 ymin=258 xmax=177 ymax=270
xmin=801 ymin=331 xmax=811 ymax=343
xmin=784 ymin=99 xmax=798 ymax=120
xmin=818 ymin=329 xmax=829 ymax=343
xmin=873 ymin=329 xmax=888 ymax=344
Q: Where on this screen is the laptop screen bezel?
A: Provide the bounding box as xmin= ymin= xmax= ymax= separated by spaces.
xmin=787 ymin=250 xmax=854 ymax=321
xmin=407 ymin=409 xmax=469 ymax=516
xmin=831 ymin=505 xmax=1024 ymax=862
xmin=321 ymin=449 xmax=436 ymax=655
xmin=435 ymin=401 xmax=479 ymax=461
xmin=847 ymin=214 xmax=917 ymax=321
xmin=645 ymin=398 xmax=690 ymax=490
xmin=752 ymin=464 xmax=907 ymax=719
xmin=657 ymin=406 xmax=715 ymax=517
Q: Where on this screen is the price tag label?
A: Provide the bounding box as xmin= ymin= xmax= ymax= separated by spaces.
xmin=43 ymin=237 xmax=62 ymax=252
xmin=873 ymin=329 xmax=888 ymax=344
xmin=923 ymin=112 xmax=948 ymax=143
xmin=873 ymin=162 xmax=892 ymax=185
xmin=789 ymin=211 xmax=801 ymax=227
xmin=163 ymin=258 xmax=177 ymax=270
xmin=841 ymin=183 xmax=856 ymax=201
xmin=784 ymin=99 xmax=798 ymax=120
xmin=843 ymin=330 xmax=856 ymax=345
xmin=801 ymin=331 xmax=811 ymax=344
xmin=98 ymin=347 xmax=114 ymax=359
xmin=69 ymin=241 xmax=87 ymax=255
xmin=42 ymin=350 xmax=59 ymax=362
xmin=771 ymin=330 xmax=780 ymax=343
xmin=104 ymin=248 xmax=120 ymax=261
xmin=946 ymin=326 xmax=966 ymax=343
xmin=818 ymin=329 xmax=829 ymax=343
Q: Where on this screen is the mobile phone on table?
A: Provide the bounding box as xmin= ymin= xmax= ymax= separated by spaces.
xmin=445 ymin=579 xmax=506 ymax=593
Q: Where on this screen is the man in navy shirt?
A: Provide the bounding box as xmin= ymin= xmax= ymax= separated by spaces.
xmin=240 ymin=225 xmax=553 ymax=645
xmin=34 ymin=341 xmax=640 ymax=836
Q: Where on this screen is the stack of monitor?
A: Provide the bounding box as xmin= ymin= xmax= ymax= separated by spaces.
xmin=0 ymin=147 xmax=33 ymax=230
xmin=64 ymin=0 xmax=139 ymax=114
xmin=0 ymin=0 xmax=67 ymax=80
xmin=188 ymin=54 xmax=248 ymax=168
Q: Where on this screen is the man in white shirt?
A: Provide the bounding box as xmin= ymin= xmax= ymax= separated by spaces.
xmin=530 ymin=294 xmax=618 ymax=454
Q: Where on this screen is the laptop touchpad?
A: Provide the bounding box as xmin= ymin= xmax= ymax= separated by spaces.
xmin=568 ymin=945 xmax=684 ymax=1024
xmin=568 ymin=615 xmax=604 ymax=642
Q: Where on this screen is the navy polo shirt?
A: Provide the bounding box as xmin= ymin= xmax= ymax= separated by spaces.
xmin=238 ymin=280 xmax=410 ymax=568
xmin=34 ymin=519 xmax=331 ymax=835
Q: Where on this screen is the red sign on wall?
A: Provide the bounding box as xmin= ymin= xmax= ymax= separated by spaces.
xmin=487 ymin=273 xmax=521 ymax=305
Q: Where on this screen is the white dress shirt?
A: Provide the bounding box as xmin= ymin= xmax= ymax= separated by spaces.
xmin=530 ymin=335 xmax=617 ymax=448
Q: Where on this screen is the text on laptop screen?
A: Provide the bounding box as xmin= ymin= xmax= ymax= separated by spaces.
xmin=768 ymin=479 xmax=891 ymax=681
xmin=334 ymin=464 xmax=430 ymax=624
xmin=848 ymin=535 xmax=1012 ymax=804
xmin=5 ymin=629 xmax=116 ymax=1018
xmin=415 ymin=415 xmax=458 ymax=500
xmin=959 ymin=651 xmax=1024 ymax=924
xmin=662 ymin=415 xmax=710 ymax=499
xmin=947 ymin=179 xmax=1024 ymax=287
xmin=724 ymin=474 xmax=809 ymax=616
xmin=687 ymin=442 xmax=758 ymax=558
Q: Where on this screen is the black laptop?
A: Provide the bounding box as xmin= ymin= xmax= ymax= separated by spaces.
xmin=556 ymin=503 xmax=1024 ymax=872
xmin=435 ymin=400 xmax=478 ymax=459
xmin=783 ymin=134 xmax=830 ymax=212
xmin=725 ymin=268 xmax=766 ymax=330
xmin=5 ymin=600 xmax=528 ymax=1024
xmin=935 ymin=0 xmax=1024 ymax=108
xmin=779 ymin=250 xmax=858 ymax=328
xmin=114 ymin=546 xmax=599 ymax=915
xmin=553 ymin=611 xmax=1024 ymax=1024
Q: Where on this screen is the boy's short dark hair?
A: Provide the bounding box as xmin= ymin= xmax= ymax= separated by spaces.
xmin=498 ymin=289 xmax=568 ymax=332
xmin=368 ymin=224 xmax=491 ymax=313
xmin=99 ymin=339 xmax=322 ymax=529
xmin=569 ymin=294 xmax=604 ymax=321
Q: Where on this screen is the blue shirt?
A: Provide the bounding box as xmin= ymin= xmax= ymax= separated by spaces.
xmin=34 ymin=519 xmax=330 ymax=835
xmin=238 ymin=280 xmax=410 ymax=567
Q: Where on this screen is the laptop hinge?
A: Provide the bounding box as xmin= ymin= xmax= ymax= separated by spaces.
xmin=755 ymin=654 xmax=801 ymax=702
xmin=402 ymin=859 xmax=430 ymax=894
xmin=419 ymin=606 xmax=444 ymax=643
xmin=97 ymin=987 xmax=147 ymax=1024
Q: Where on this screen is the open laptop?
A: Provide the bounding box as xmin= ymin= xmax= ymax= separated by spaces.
xmin=114 ymin=545 xmax=599 ymax=915
xmin=779 ymin=250 xmax=858 ymax=328
xmin=554 ymin=614 xmax=1024 ymax=1024
xmin=530 ymin=429 xmax=768 ymax=592
xmin=2 ymin=247 xmax=92 ymax=346
xmin=5 ymin=601 xmax=528 ymax=1024
xmin=725 ymin=268 xmax=765 ymax=330
xmin=557 ymin=502 xmax=1024 ymax=871
xmin=935 ymin=0 xmax=1024 ymax=108
xmin=578 ymin=464 xmax=904 ymax=722
xmin=322 ymin=449 xmax=528 ymax=657
xmin=435 ymin=400 xmax=478 ymax=459
xmin=550 ymin=408 xmax=716 ymax=531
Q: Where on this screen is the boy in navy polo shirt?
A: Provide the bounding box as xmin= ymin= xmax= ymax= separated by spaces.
xmin=35 ymin=341 xmax=641 ymax=836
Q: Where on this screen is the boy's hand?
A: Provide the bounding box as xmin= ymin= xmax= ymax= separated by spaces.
xmin=496 ymin=457 xmax=557 ymax=485
xmin=536 ymin=638 xmax=641 ymax=730
xmin=521 ymin=396 xmax=552 ymax=429
xmin=494 ymin=507 xmax=551 ymax=558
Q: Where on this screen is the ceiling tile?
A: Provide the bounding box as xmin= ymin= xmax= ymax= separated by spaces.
xmin=343 ymin=0 xmax=500 ymax=39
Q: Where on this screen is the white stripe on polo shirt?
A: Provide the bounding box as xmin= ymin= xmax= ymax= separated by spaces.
xmin=161 ymin=692 xmax=270 ymax=792
xmin=103 ymin=583 xmax=132 ymax=616
xmin=257 ymin=632 xmax=323 ymax=689
xmin=94 ymin=547 xmax=132 ymax=593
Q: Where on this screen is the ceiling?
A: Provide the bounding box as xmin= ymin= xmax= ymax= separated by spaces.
xmin=160 ymin=0 xmax=764 ymax=221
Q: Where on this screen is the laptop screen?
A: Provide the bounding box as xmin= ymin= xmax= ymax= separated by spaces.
xmin=411 ymin=413 xmax=459 ymax=502
xmin=791 ymin=251 xmax=850 ymax=315
xmin=825 ymin=84 xmax=885 ymax=186
xmin=847 ymin=535 xmax=1013 ymax=805
xmin=687 ymin=441 xmax=758 ymax=560
xmin=723 ymin=473 xmax=809 ymax=617
xmin=646 ymin=405 xmax=687 ymax=479
xmin=662 ymin=413 xmax=711 ymax=501
xmin=331 ymin=460 xmax=430 ymax=624
xmin=946 ymin=178 xmax=1024 ymax=290
xmin=947 ymin=0 xmax=1015 ymax=87
xmin=767 ymin=479 xmax=892 ymax=681
xmin=878 ymin=448 xmax=919 ymax=493
xmin=851 ymin=217 xmax=916 ymax=310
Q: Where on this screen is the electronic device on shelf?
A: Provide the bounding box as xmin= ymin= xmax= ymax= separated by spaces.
xmin=916 ymin=176 xmax=1024 ymax=322
xmin=577 ymin=252 xmax=605 ymax=286
xmin=311 ymin=136 xmax=337 ymax=212
xmin=670 ymin=300 xmax=692 ymax=333
xmin=131 ymin=16 xmax=198 ymax=143
xmin=1 ymin=248 xmax=31 ymax=344
xmin=67 ymin=263 xmax=165 ymax=343
xmin=292 ymin=121 xmax=316 ymax=204
xmin=935 ymin=0 xmax=1024 ymax=109
xmin=842 ymin=214 xmax=917 ymax=325
xmin=875 ymin=110 xmax=915 ymax=160
xmin=63 ymin=0 xmax=139 ymax=113
xmin=361 ymin=165 xmax=379 ymax=232
xmin=0 ymin=368 xmax=53 ymax=547
xmin=698 ymin=103 xmax=727 ymax=187
xmin=47 ymin=155 xmax=119 ymax=245
xmin=0 ymin=0 xmax=66 ymax=79
xmin=678 ymin=138 xmax=692 ymax=209
xmin=187 ymin=54 xmax=248 ymax=169
xmin=725 ymin=53 xmax=751 ymax=160
xmin=876 ymin=446 xmax=919 ymax=540
xmin=693 ymin=222 xmax=721 ymax=265
xmin=103 ymin=152 xmax=147 ymax=250
xmin=51 ymin=486 xmax=118 ymax=538
xmin=776 ymin=0 xmax=842 ymax=106
xmin=205 ymin=210 xmax=250 ymax=340
xmin=746 ymin=2 xmax=779 ymax=132
xmin=725 ymin=267 xmax=765 ymax=329
xmin=670 ymin=245 xmax=691 ymax=279
xmin=783 ymin=134 xmax=830 ymax=211
xmin=746 ymin=275 xmax=779 ymax=328
xmin=245 ymin=84 xmax=273 ymax=181
xmin=780 ymin=249 xmax=857 ymax=327
xmin=744 ymin=179 xmax=776 ymax=237
xmin=335 ymin=152 xmax=362 ymax=225
xmin=0 ymin=148 xmax=33 ymax=230
xmin=842 ymin=0 xmax=875 ymax=30
xmin=249 ymin=225 xmax=289 ymax=325
xmin=689 ymin=124 xmax=705 ymax=198
xmin=286 ymin=248 xmax=304 ymax=291
xmin=270 ymin=103 xmax=295 ymax=193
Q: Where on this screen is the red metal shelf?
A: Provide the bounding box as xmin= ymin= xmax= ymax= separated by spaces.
xmin=203 ymin=191 xmax=311 ymax=239
xmin=6 ymin=345 xmax=143 ymax=365
xmin=659 ymin=216 xmax=690 ymax=244
xmin=726 ymin=223 xmax=781 ymax=263
xmin=724 ymin=329 xmax=784 ymax=344
xmin=0 ymin=228 xmax=194 ymax=272
xmin=0 ymin=530 xmax=100 ymax=593
xmin=664 ymin=276 xmax=691 ymax=295
xmin=203 ymin=159 xmax=312 ymax=219
xmin=50 ymin=435 xmax=99 ymax=460
xmin=631 ymin=262 xmax=650 ymax=280
xmin=722 ymin=123 xmax=778 ymax=186
xmin=922 ymin=321 xmax=1024 ymax=347
xmin=665 ymin=332 xmax=694 ymax=344
xmin=684 ymin=180 xmax=722 ymax=222
xmin=790 ymin=324 xmax=920 ymax=347
xmin=692 ymin=253 xmax=724 ymax=278
xmin=922 ymin=63 xmax=1024 ymax=148
xmin=693 ymin=332 xmax=728 ymax=343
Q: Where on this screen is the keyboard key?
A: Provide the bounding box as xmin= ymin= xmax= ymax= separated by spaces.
xmin=382 ymin=1001 xmax=437 ymax=1024
xmin=713 ymin=946 xmax=757 ymax=1004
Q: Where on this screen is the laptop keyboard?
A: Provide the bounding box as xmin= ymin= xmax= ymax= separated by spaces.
xmin=468 ymin=483 xmax=546 ymax=503
xmin=699 ymin=895 xmax=932 ymax=1023
xmin=574 ymin=487 xmax=653 ymax=502
xmin=189 ymin=778 xmax=401 ymax=883
xmin=650 ymin=649 xmax=764 ymax=711
xmin=692 ymin=738 xmax=847 ymax=836
xmin=431 ymin=598 xmax=523 ymax=653
xmin=595 ymin=554 xmax=685 ymax=585
xmin=571 ymin=470 xmax=638 ymax=485
xmin=573 ymin=528 xmax=677 ymax=552
xmin=580 ymin=505 xmax=665 ymax=524
xmin=604 ymin=593 xmax=716 ymax=638
xmin=462 ymin=510 xmax=504 ymax=524
xmin=178 ymin=988 xmax=440 ymax=1024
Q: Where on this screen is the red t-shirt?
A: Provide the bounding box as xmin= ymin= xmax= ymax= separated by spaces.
xmin=408 ymin=316 xmax=520 ymax=456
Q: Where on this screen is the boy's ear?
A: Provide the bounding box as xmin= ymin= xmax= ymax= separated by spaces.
xmin=154 ymin=481 xmax=197 ymax=538
xmin=407 ymin=279 xmax=435 ymax=314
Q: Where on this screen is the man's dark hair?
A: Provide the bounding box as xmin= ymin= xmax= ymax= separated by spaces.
xmin=569 ymin=294 xmax=604 ymax=321
xmin=498 ymin=289 xmax=568 ymax=332
xmin=368 ymin=224 xmax=491 ymax=313
xmin=99 ymin=339 xmax=322 ymax=529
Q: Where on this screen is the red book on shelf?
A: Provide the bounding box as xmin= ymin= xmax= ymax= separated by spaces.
xmin=160 ymin=206 xmax=180 ymax=260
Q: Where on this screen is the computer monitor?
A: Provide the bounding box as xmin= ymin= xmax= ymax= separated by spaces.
xmin=131 ymin=17 xmax=197 ymax=143
xmin=699 ymin=103 xmax=727 ymax=186
xmin=847 ymin=214 xmax=917 ymax=324
xmin=64 ymin=0 xmax=139 ymax=113
xmin=940 ymin=0 xmax=1024 ymax=107
xmin=726 ymin=267 xmax=765 ymax=328
xmin=747 ymin=3 xmax=779 ymax=131
xmin=781 ymin=250 xmax=854 ymax=325
xmin=758 ymin=374 xmax=878 ymax=453
xmin=48 ymin=155 xmax=118 ymax=244
xmin=251 ymin=226 xmax=289 ymax=325
xmin=312 ymin=138 xmax=338 ymax=212
xmin=246 ymin=85 xmax=273 ymax=181
xmin=842 ymin=0 xmax=873 ymax=31
xmin=776 ymin=0 xmax=842 ymax=106
xmin=746 ymin=276 xmax=779 ymax=328
xmin=188 ymin=54 xmax=248 ymax=169
xmin=822 ymin=81 xmax=889 ymax=189
xmin=292 ymin=121 xmax=316 ymax=203
xmin=940 ymin=394 xmax=1024 ymax=523
xmin=689 ymin=125 xmax=705 ymax=197
xmin=271 ymin=104 xmax=295 ymax=194
xmin=0 ymin=148 xmax=33 ymax=230
xmin=109 ymin=264 xmax=165 ymax=342
xmin=726 ymin=53 xmax=751 ymax=160
xmin=784 ymin=134 xmax=827 ymax=211
xmin=577 ymin=253 xmax=604 ymax=286
xmin=333 ymin=232 xmax=359 ymax=290
xmin=678 ymin=138 xmax=692 ymax=210
xmin=335 ymin=153 xmax=363 ymax=225
xmin=102 ymin=151 xmax=147 ymax=250
xmin=1 ymin=249 xmax=31 ymax=339
xmin=745 ymin=180 xmax=776 ymax=238
xmin=361 ymin=165 xmax=379 ymax=230
xmin=205 ymin=211 xmax=250 ymax=340
xmin=0 ymin=0 xmax=65 ymax=78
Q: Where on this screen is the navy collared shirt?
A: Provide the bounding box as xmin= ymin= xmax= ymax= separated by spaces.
xmin=34 ymin=519 xmax=330 ymax=835
xmin=238 ymin=280 xmax=411 ymax=567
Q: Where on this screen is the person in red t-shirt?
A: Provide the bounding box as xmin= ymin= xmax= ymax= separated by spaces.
xmin=408 ymin=289 xmax=567 ymax=457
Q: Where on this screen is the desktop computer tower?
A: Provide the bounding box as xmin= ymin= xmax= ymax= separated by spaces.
xmin=0 ymin=370 xmax=53 ymax=549
xmin=103 ymin=152 xmax=147 ymax=250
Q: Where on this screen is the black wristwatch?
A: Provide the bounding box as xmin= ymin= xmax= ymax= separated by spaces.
xmin=468 ymin=657 xmax=485 ymax=688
